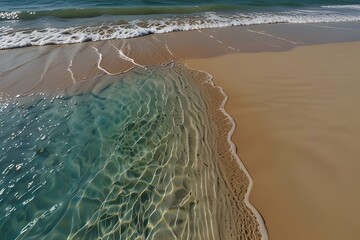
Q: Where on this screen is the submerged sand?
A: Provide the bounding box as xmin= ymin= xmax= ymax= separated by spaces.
xmin=0 ymin=25 xmax=271 ymax=239
xmin=0 ymin=64 xmax=264 ymax=239
xmin=2 ymin=22 xmax=360 ymax=239
xmin=185 ymin=41 xmax=360 ymax=240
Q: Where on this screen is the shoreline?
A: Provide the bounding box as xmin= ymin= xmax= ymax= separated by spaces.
xmin=185 ymin=41 xmax=360 ymax=239
xmin=191 ymin=66 xmax=268 ymax=239
xmin=2 ymin=21 xmax=360 ymax=239
xmin=2 ymin=22 xmax=360 ymax=98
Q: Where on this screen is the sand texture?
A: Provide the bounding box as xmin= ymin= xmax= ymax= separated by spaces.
xmin=2 ymin=22 xmax=360 ymax=240
xmin=0 ymin=27 xmax=271 ymax=238
xmin=185 ymin=41 xmax=360 ymax=240
xmin=2 ymin=22 xmax=360 ymax=97
xmin=0 ymin=62 xmax=268 ymax=239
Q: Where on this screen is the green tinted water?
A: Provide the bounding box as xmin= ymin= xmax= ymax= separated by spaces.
xmin=0 ymin=65 xmax=223 ymax=239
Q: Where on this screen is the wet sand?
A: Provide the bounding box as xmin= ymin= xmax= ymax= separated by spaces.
xmin=2 ymin=22 xmax=360 ymax=97
xmin=2 ymin=22 xmax=360 ymax=239
xmin=185 ymin=41 xmax=360 ymax=240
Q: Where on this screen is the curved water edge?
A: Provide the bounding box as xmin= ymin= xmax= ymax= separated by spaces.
xmin=0 ymin=63 xmax=267 ymax=239
xmin=185 ymin=65 xmax=269 ymax=240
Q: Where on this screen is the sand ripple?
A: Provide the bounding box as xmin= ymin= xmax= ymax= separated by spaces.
xmin=0 ymin=64 xmax=264 ymax=239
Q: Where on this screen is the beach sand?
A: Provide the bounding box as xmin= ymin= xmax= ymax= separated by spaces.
xmin=1 ymin=22 xmax=360 ymax=239
xmin=3 ymin=22 xmax=360 ymax=97
xmin=185 ymin=41 xmax=360 ymax=240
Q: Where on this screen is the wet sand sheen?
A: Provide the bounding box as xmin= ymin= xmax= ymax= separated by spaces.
xmin=0 ymin=63 xmax=265 ymax=239
xmin=185 ymin=41 xmax=360 ymax=240
xmin=2 ymin=22 xmax=360 ymax=239
xmin=2 ymin=22 xmax=360 ymax=97
xmin=0 ymin=24 xmax=277 ymax=239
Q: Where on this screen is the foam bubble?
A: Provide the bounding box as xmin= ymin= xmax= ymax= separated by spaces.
xmin=0 ymin=92 xmax=10 ymax=113
xmin=322 ymin=5 xmax=360 ymax=10
xmin=1 ymin=9 xmax=360 ymax=49
xmin=0 ymin=11 xmax=21 ymax=20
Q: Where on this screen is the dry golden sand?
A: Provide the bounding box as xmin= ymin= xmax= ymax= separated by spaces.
xmin=185 ymin=41 xmax=360 ymax=240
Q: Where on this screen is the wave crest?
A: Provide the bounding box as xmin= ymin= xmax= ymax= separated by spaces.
xmin=1 ymin=10 xmax=360 ymax=49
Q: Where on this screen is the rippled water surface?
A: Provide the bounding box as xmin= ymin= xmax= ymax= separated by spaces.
xmin=0 ymin=65 xmax=226 ymax=239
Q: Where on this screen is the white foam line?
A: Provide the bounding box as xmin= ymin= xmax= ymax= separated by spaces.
xmin=91 ymin=46 xmax=113 ymax=75
xmin=151 ymin=36 xmax=175 ymax=59
xmin=67 ymin=59 xmax=76 ymax=83
xmin=216 ymin=39 xmax=239 ymax=51
xmin=39 ymin=66 xmax=48 ymax=84
xmin=247 ymin=29 xmax=301 ymax=45
xmin=198 ymin=30 xmax=239 ymax=52
xmin=322 ymin=4 xmax=360 ymax=10
xmin=277 ymin=37 xmax=303 ymax=45
xmin=110 ymin=43 xmax=146 ymax=70
xmin=165 ymin=43 xmax=175 ymax=58
xmin=185 ymin=64 xmax=269 ymax=240
xmin=247 ymin=29 xmax=274 ymax=37
xmin=216 ymin=86 xmax=269 ymax=240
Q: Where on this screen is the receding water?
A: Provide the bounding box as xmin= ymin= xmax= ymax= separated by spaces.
xmin=0 ymin=65 xmax=228 ymax=239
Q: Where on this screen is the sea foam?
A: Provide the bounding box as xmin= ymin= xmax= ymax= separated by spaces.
xmin=1 ymin=8 xmax=360 ymax=49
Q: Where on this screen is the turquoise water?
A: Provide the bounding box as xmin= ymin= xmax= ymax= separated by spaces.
xmin=0 ymin=65 xmax=226 ymax=239
xmin=1 ymin=0 xmax=360 ymax=49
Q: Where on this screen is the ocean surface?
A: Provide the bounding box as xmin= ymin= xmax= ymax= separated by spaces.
xmin=1 ymin=0 xmax=360 ymax=49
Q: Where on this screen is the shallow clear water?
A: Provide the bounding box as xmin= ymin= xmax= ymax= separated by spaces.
xmin=0 ymin=65 xmax=224 ymax=239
